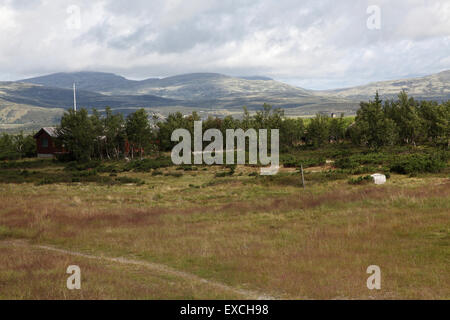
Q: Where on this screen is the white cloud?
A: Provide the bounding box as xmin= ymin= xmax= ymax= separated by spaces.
xmin=0 ymin=0 xmax=449 ymax=89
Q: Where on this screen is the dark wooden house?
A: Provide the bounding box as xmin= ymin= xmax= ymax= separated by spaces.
xmin=33 ymin=127 xmax=64 ymax=158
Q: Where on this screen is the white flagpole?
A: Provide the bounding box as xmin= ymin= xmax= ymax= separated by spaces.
xmin=73 ymin=83 xmax=77 ymax=112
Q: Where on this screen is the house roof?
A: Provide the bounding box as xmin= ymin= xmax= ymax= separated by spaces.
xmin=34 ymin=127 xmax=58 ymax=139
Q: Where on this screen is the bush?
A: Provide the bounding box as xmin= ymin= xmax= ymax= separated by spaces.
xmin=0 ymin=151 xmax=22 ymax=161
xmin=254 ymin=173 xmax=304 ymax=187
xmin=164 ymin=172 xmax=183 ymax=178
xmin=65 ymin=160 xmax=101 ymax=171
xmin=125 ymin=157 xmax=172 ymax=172
xmin=115 ymin=177 xmax=145 ymax=185
xmin=348 ymin=165 xmax=378 ymax=175
xmin=55 ymin=153 xmax=74 ymax=162
xmin=348 ymin=175 xmax=374 ymax=185
xmin=225 ymin=164 xmax=236 ymax=174
xmin=335 ymin=157 xmax=360 ymax=169
xmin=97 ymin=164 xmax=121 ymax=173
xmin=215 ymin=171 xmax=230 ymax=178
xmin=0 ymin=160 xmax=52 ymax=169
xmin=153 ymin=194 xmax=162 ymax=201
xmin=280 ymin=155 xmax=325 ymax=168
xmin=305 ymin=170 xmax=349 ymax=183
xmin=72 ymin=170 xmax=98 ymax=177
xmin=152 ymin=170 xmax=163 ymax=176
xmin=390 ymin=153 xmax=448 ymax=174
xmin=177 ymin=165 xmax=199 ymax=171
xmin=36 ymin=177 xmax=61 ymax=186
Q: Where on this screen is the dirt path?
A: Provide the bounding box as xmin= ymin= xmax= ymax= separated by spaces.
xmin=2 ymin=239 xmax=276 ymax=300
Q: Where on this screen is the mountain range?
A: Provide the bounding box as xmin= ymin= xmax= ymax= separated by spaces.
xmin=318 ymin=70 xmax=450 ymax=101
xmin=1 ymin=70 xmax=449 ymax=131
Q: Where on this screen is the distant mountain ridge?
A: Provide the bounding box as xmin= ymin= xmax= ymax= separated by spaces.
xmin=20 ymin=72 xmax=301 ymax=99
xmin=17 ymin=71 xmax=350 ymax=113
xmin=20 ymin=72 xmax=273 ymax=92
xmin=318 ymin=70 xmax=450 ymax=101
xmin=19 ymin=71 xmax=141 ymax=93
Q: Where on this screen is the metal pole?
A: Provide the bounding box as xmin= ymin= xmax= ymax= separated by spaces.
xmin=73 ymin=83 xmax=77 ymax=112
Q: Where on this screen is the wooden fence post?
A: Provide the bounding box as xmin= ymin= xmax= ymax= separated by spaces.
xmin=301 ymin=164 xmax=305 ymax=188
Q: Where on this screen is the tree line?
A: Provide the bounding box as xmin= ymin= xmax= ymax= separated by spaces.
xmin=1 ymin=91 xmax=448 ymax=162
xmin=350 ymin=91 xmax=449 ymax=149
xmin=0 ymin=131 xmax=36 ymax=160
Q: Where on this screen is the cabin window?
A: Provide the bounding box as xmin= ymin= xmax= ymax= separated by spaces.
xmin=42 ymin=138 xmax=49 ymax=148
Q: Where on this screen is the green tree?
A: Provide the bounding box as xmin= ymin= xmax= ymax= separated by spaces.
xmin=58 ymin=108 xmax=96 ymax=162
xmin=157 ymin=112 xmax=188 ymax=151
xmin=90 ymin=109 xmax=105 ymax=159
xmin=329 ymin=114 xmax=347 ymax=143
xmin=393 ymin=91 xmax=423 ymax=145
xmin=419 ymin=101 xmax=450 ymax=146
xmin=354 ymin=92 xmax=398 ymax=149
xmin=126 ymin=109 xmax=152 ymax=159
xmin=280 ymin=118 xmax=305 ymax=148
xmin=104 ymin=107 xmax=126 ymax=159
xmin=306 ymin=113 xmax=330 ymax=148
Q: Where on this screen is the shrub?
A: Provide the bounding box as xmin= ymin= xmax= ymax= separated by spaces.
xmin=165 ymin=172 xmax=183 ymax=178
xmin=349 ymin=165 xmax=378 ymax=175
xmin=348 ymin=175 xmax=374 ymax=185
xmin=254 ymin=173 xmax=305 ymax=187
xmin=215 ymin=165 xmax=236 ymax=177
xmin=126 ymin=157 xmax=172 ymax=172
xmin=115 ymin=177 xmax=145 ymax=185
xmin=226 ymin=164 xmax=236 ymax=174
xmin=55 ymin=153 xmax=74 ymax=162
xmin=305 ymin=170 xmax=349 ymax=183
xmin=0 ymin=151 xmax=22 ymax=161
xmin=36 ymin=177 xmax=58 ymax=186
xmin=72 ymin=170 xmax=98 ymax=177
xmin=215 ymin=172 xmax=230 ymax=178
xmin=390 ymin=153 xmax=447 ymax=174
xmin=335 ymin=157 xmax=360 ymax=169
xmin=97 ymin=164 xmax=121 ymax=173
xmin=0 ymin=159 xmax=52 ymax=169
xmin=153 ymin=193 xmax=162 ymax=201
xmin=280 ymin=155 xmax=325 ymax=168
xmin=65 ymin=160 xmax=101 ymax=171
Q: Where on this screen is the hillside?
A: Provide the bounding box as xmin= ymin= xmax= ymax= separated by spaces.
xmin=17 ymin=72 xmax=356 ymax=113
xmin=319 ymin=70 xmax=450 ymax=101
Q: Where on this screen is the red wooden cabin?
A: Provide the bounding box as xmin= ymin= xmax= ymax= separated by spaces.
xmin=33 ymin=127 xmax=65 ymax=158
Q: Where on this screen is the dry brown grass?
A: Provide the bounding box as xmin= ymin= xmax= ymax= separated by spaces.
xmin=0 ymin=241 xmax=243 ymax=300
xmin=0 ymin=171 xmax=448 ymax=300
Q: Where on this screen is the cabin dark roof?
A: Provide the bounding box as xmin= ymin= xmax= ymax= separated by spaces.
xmin=34 ymin=127 xmax=58 ymax=139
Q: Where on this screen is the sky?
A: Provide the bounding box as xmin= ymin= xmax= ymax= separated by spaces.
xmin=0 ymin=0 xmax=449 ymax=90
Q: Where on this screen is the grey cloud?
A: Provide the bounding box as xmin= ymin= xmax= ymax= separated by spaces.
xmin=0 ymin=0 xmax=449 ymax=89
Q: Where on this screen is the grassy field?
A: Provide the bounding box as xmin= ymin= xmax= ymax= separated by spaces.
xmin=0 ymin=149 xmax=449 ymax=300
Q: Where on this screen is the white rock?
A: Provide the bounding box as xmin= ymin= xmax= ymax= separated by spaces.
xmin=371 ymin=173 xmax=387 ymax=185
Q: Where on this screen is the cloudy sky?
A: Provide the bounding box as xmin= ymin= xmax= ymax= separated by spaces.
xmin=1 ymin=0 xmax=449 ymax=89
